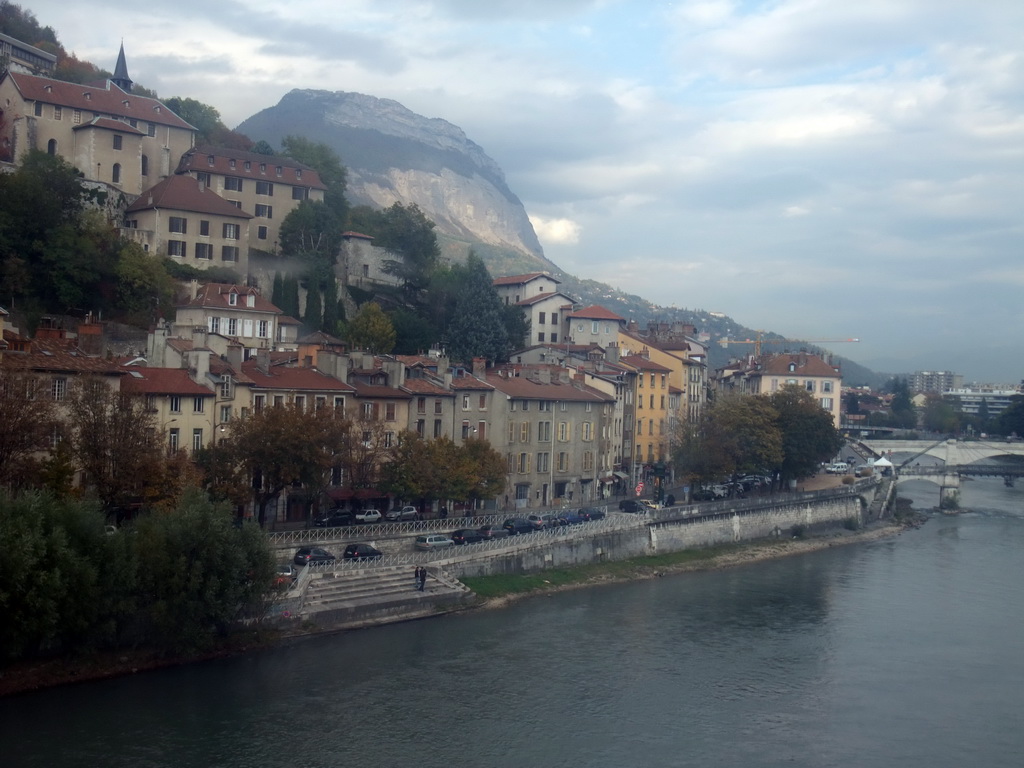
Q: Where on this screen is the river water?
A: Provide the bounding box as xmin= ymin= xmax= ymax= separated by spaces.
xmin=3 ymin=477 xmax=1022 ymax=768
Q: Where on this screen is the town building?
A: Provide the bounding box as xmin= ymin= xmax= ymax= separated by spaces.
xmin=717 ymin=352 xmax=843 ymax=428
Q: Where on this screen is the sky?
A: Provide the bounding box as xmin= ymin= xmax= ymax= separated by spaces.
xmin=24 ymin=1 xmax=1024 ymax=383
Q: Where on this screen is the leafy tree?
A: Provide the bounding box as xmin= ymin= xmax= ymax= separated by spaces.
xmin=348 ymin=302 xmax=396 ymax=354
xmin=378 ymin=431 xmax=435 ymax=503
xmin=66 ymin=376 xmax=164 ymax=520
xmin=132 ymin=490 xmax=275 ymax=652
xmin=349 ymin=203 xmax=440 ymax=294
xmin=922 ymin=395 xmax=960 ymax=434
xmin=163 ymin=97 xmax=252 ymax=149
xmin=997 ymin=396 xmax=1024 ymax=438
xmin=769 ymin=385 xmax=843 ymax=486
xmin=0 ymin=367 xmax=58 ymax=490
xmin=280 ymin=136 xmax=349 ymax=221
xmin=446 ymin=253 xmax=510 ymax=364
xmin=460 ymin=437 xmax=507 ymax=507
xmin=114 ymin=240 xmax=177 ymax=324
xmin=278 ymin=200 xmax=344 ymax=263
xmin=706 ymin=394 xmax=783 ymax=479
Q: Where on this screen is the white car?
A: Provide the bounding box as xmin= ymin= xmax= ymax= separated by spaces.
xmin=825 ymin=462 xmax=850 ymax=474
xmin=415 ymin=534 xmax=454 ymax=550
xmin=355 ymin=509 xmax=382 ymax=523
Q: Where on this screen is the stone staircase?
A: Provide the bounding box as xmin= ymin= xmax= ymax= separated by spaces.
xmin=296 ymin=565 xmax=474 ymax=630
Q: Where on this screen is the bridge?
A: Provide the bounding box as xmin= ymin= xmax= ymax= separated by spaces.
xmin=857 ymin=438 xmax=1024 ymax=503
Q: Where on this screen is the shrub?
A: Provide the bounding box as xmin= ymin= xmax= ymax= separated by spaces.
xmin=791 ymin=523 xmax=807 ymax=539
xmin=843 ymin=516 xmax=861 ymax=531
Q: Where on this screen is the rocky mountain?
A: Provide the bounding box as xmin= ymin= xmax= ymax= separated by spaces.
xmin=236 ymin=89 xmax=553 ymax=268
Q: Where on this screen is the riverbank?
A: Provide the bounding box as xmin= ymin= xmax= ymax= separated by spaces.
xmin=462 ymin=515 xmax=916 ymax=608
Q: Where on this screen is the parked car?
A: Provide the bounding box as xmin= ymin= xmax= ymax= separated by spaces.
xmin=503 ymin=518 xmax=534 ymax=535
xmin=294 ymin=547 xmax=335 ymax=566
xmin=355 ymin=509 xmax=382 ymax=523
xmin=527 ymin=513 xmax=559 ymax=530
xmin=415 ymin=534 xmax=455 ymax=550
xmin=825 ymin=462 xmax=850 ymax=474
xmin=343 ymin=543 xmax=383 ymax=560
xmin=619 ymin=499 xmax=645 ymax=514
xmin=385 ymin=506 xmax=419 ymax=521
xmin=555 ymin=509 xmax=586 ymax=525
xmin=451 ymin=528 xmax=485 ymax=545
xmin=579 ymin=507 xmax=606 ymax=521
xmin=478 ymin=524 xmax=511 ymax=540
xmin=314 ymin=511 xmax=355 ymax=528
xmin=274 ymin=563 xmax=297 ymax=587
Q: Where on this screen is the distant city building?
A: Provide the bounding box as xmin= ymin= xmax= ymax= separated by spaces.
xmin=909 ymin=371 xmax=963 ymax=394
xmin=943 ymin=386 xmax=1022 ymax=418
xmin=0 ymin=32 xmax=57 ymax=76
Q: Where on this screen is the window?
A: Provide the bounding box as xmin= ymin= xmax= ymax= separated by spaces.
xmin=385 ymin=432 xmax=394 ymax=448
xmin=550 ymin=334 xmax=557 ymax=343
xmin=169 ymin=428 xmax=180 ymax=452
xmin=220 ymin=405 xmax=232 ymax=425
xmin=386 ymin=403 xmax=396 ymax=421
xmin=73 ymin=108 xmax=81 ymax=124
xmin=253 ymin=395 xmax=266 ymax=412
xmin=416 ymin=420 xmax=425 ymax=436
xmin=259 ymin=163 xmax=266 ymax=174
xmin=192 ymin=428 xmax=203 ymax=452
xmin=257 ymin=226 xmax=268 ymax=240
xmin=538 ymin=312 xmax=546 ymax=325
xmin=334 ymin=396 xmax=346 ymax=412
xmin=462 ymin=395 xmax=470 ymax=411
xmin=228 ymin=293 xmax=238 ymax=306
xmin=650 ymin=374 xmax=656 ymax=388
xmin=821 ymin=397 xmax=834 ymax=411
xmin=196 ymin=172 xmax=211 ymax=187
xmin=295 ymin=169 xmax=302 ymax=179
xmin=479 ymin=395 xmax=487 ymax=409
xmin=34 ymin=102 xmax=42 ymax=116
xmin=220 ymin=374 xmax=231 ymax=398
xmin=195 ymin=243 xmax=213 ymax=260
xmin=206 ymin=154 xmax=215 ymax=166
xmin=51 ymin=377 xmax=67 ymax=401
xmin=583 ymin=422 xmax=593 ymax=441
xmin=583 ymin=452 xmax=594 ymax=471
xmin=222 ymin=223 xmax=240 ymax=240
xmin=147 ymin=123 xmax=155 ymax=137
xmin=244 ymin=160 xmax=251 ymax=171
xmin=806 ymin=381 xmax=816 ymax=393
xmin=520 ymin=422 xmax=530 ymax=442
xmin=823 ymin=381 xmax=833 ymax=393
xmin=167 ymin=240 xmax=186 ymax=257
xmin=199 ymin=220 xmax=210 ymax=237
xmin=538 ymin=421 xmax=552 ymax=442
xmin=275 ymin=166 xmax=283 ymax=176
xmin=193 ymin=396 xmax=205 ymax=413
xmin=558 ymin=422 xmax=569 ymax=441
xmin=537 ymin=452 xmax=550 ymax=472
xmin=257 ymin=320 xmax=269 ymax=338
xmin=518 ymin=453 xmax=531 ymax=474
xmin=227 ymin=318 xmax=238 ymax=336
xmin=557 ymin=452 xmax=569 ymax=472
xmin=169 ymin=395 xmax=182 ymax=413
xmin=292 ymin=187 xmax=309 ymax=200
xmin=111 ymin=163 xmax=120 ymax=183
xmin=417 ymin=397 xmax=426 ymax=414
xmin=225 ymin=176 xmax=243 ymax=192
xmin=362 ymin=402 xmax=375 ymax=419
xmin=462 ymin=421 xmax=471 ymax=439
xmin=113 ymin=134 xmax=123 ymax=150
xmin=537 ymin=332 xmax=545 ymax=343
xmin=169 ymin=216 xmax=187 ymax=234
xmin=477 ymin=422 xmax=486 ymax=439
xmin=294 ymin=396 xmax=305 ymax=411
xmin=54 ymin=106 xmax=62 ymax=120
xmin=256 ymin=181 xmax=274 ymax=196
xmin=209 ymin=317 xmax=220 ymax=334
xmin=141 ymin=155 xmax=148 ymax=176
xmin=436 ymin=399 xmax=444 ymax=414
xmin=508 ymin=422 xmax=516 ymax=444
xmin=255 ymin=204 xmax=273 ymax=219
xmin=221 ymin=246 xmax=239 ymax=262
xmin=649 ymin=395 xmax=654 ymax=409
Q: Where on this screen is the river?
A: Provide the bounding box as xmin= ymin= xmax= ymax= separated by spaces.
xmin=2 ymin=477 xmax=1022 ymax=768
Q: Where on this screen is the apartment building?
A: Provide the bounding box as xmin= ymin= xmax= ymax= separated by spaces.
xmin=718 ymin=352 xmax=843 ymax=428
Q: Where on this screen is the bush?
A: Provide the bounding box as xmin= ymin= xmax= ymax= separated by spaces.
xmin=791 ymin=523 xmax=807 ymax=539
xmin=841 ymin=475 xmax=855 ymax=485
xmin=843 ymin=516 xmax=861 ymax=531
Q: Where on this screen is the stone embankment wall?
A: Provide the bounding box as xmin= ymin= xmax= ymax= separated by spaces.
xmin=447 ymin=492 xmax=867 ymax=579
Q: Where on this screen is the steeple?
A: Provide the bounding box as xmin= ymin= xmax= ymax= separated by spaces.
xmin=111 ymin=41 xmax=133 ymax=93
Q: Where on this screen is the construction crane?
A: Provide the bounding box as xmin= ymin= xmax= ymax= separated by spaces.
xmin=719 ymin=331 xmax=860 ymax=356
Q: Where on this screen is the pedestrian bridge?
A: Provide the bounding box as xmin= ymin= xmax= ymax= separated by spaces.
xmin=858 ymin=438 xmax=1024 ymax=501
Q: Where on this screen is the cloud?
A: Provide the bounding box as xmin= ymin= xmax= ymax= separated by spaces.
xmin=529 ymin=215 xmax=582 ymax=245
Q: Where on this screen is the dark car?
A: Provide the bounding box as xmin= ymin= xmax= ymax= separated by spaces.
xmin=343 ymin=543 xmax=383 ymax=560
xmin=451 ymin=528 xmax=485 ymax=545
xmin=555 ymin=509 xmax=586 ymax=525
xmin=294 ymin=547 xmax=335 ymax=566
xmin=619 ymin=499 xmax=644 ymax=514
xmin=579 ymin=507 xmax=606 ymax=521
xmin=503 ymin=517 xmax=534 ymax=535
xmin=314 ymin=511 xmax=355 ymax=528
xmin=478 ymin=524 xmax=511 ymax=540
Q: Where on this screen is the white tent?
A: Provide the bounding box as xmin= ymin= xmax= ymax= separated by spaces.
xmin=872 ymin=457 xmax=893 ymax=467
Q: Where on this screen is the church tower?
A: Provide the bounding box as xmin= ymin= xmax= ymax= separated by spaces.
xmin=111 ymin=42 xmax=133 ymax=93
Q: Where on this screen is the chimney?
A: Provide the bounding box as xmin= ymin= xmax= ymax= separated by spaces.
xmin=190 ymin=348 xmax=210 ymax=382
xmin=256 ymin=347 xmax=271 ymax=375
xmin=472 ymin=357 xmax=487 ymax=378
xmin=226 ymin=343 xmax=242 ymax=368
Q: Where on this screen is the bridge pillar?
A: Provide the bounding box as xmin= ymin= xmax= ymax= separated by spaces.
xmin=940 ymin=474 xmax=960 ymax=508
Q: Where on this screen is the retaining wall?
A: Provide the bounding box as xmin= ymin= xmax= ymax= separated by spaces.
xmin=447 ymin=492 xmax=866 ymax=579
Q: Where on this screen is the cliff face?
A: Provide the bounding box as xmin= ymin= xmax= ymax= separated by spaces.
xmin=236 ymin=89 xmax=548 ymax=263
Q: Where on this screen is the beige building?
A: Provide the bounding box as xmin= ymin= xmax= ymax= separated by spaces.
xmin=0 ymin=69 xmax=195 ymax=191
xmin=123 ymin=175 xmax=254 ymax=273
xmin=174 ymin=145 xmax=326 ymax=259
xmin=718 ymin=352 xmax=843 ymax=428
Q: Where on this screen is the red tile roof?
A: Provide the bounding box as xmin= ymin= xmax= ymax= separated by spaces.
xmin=620 ymin=354 xmax=673 ymax=373
xmin=401 ymin=378 xmax=453 ymax=396
xmin=242 ymin=360 xmax=355 ymax=393
xmin=176 ymin=145 xmax=327 ymax=191
xmin=73 ymin=116 xmax=145 ymax=135
xmin=348 ymin=381 xmax=411 ymax=399
xmin=4 ymin=339 xmax=124 ymax=375
xmin=568 ymin=305 xmax=625 ymax=321
xmin=5 ymin=71 xmax=194 ymax=131
xmin=179 ymin=283 xmax=281 ymax=314
xmin=120 ymin=367 xmax=214 ymax=396
xmin=756 ymin=353 xmax=840 ymax=377
xmin=516 ymin=292 xmax=575 ymax=307
xmin=492 ymin=272 xmax=560 ymax=286
xmin=487 ymin=371 xmax=611 ymax=402
xmin=126 ymin=175 xmax=253 ymax=219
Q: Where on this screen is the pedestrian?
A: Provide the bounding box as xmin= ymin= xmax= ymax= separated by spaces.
xmin=418 ymin=566 xmax=427 ymax=591
xmin=413 ymin=566 xmax=422 ymax=590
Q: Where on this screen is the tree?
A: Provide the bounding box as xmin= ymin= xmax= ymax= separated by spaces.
xmin=278 ymin=200 xmax=344 ymax=262
xmin=303 ymin=284 xmax=322 ymax=331
xmin=252 ymin=140 xmax=276 ymax=156
xmin=348 ymin=302 xmax=396 ymax=354
xmin=0 ymin=367 xmax=58 ymax=491
xmin=887 ymin=377 xmax=917 ymax=429
xmin=922 ymin=395 xmax=960 ymax=434
xmin=446 ymin=253 xmax=510 ymax=364
xmin=769 ymin=386 xmax=843 ymax=486
xmin=66 ymin=376 xmax=164 ymax=520
xmin=997 ymin=395 xmax=1024 ymax=438
xmin=162 ymin=98 xmax=252 ymax=149
xmin=460 ymin=437 xmax=507 ymax=507
xmin=706 ymin=394 xmax=783 ymax=479
xmin=349 ymin=203 xmax=440 ymax=294
xmin=280 ymin=136 xmax=349 ymax=221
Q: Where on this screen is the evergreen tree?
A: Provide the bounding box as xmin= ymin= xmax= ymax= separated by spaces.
xmin=322 ymin=276 xmax=339 ymax=335
xmin=271 ymin=272 xmax=284 ymax=310
xmin=303 ymin=285 xmax=322 ymax=331
xmin=282 ymin=276 xmax=301 ymax=319
xmin=446 ymin=254 xmax=510 ymax=365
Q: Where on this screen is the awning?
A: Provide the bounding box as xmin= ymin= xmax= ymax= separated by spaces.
xmin=600 ymin=477 xmax=614 ymax=484
xmin=613 ymin=471 xmax=629 ymax=479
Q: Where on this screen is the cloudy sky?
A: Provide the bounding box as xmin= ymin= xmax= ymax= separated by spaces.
xmin=26 ymin=0 xmax=1024 ymax=382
